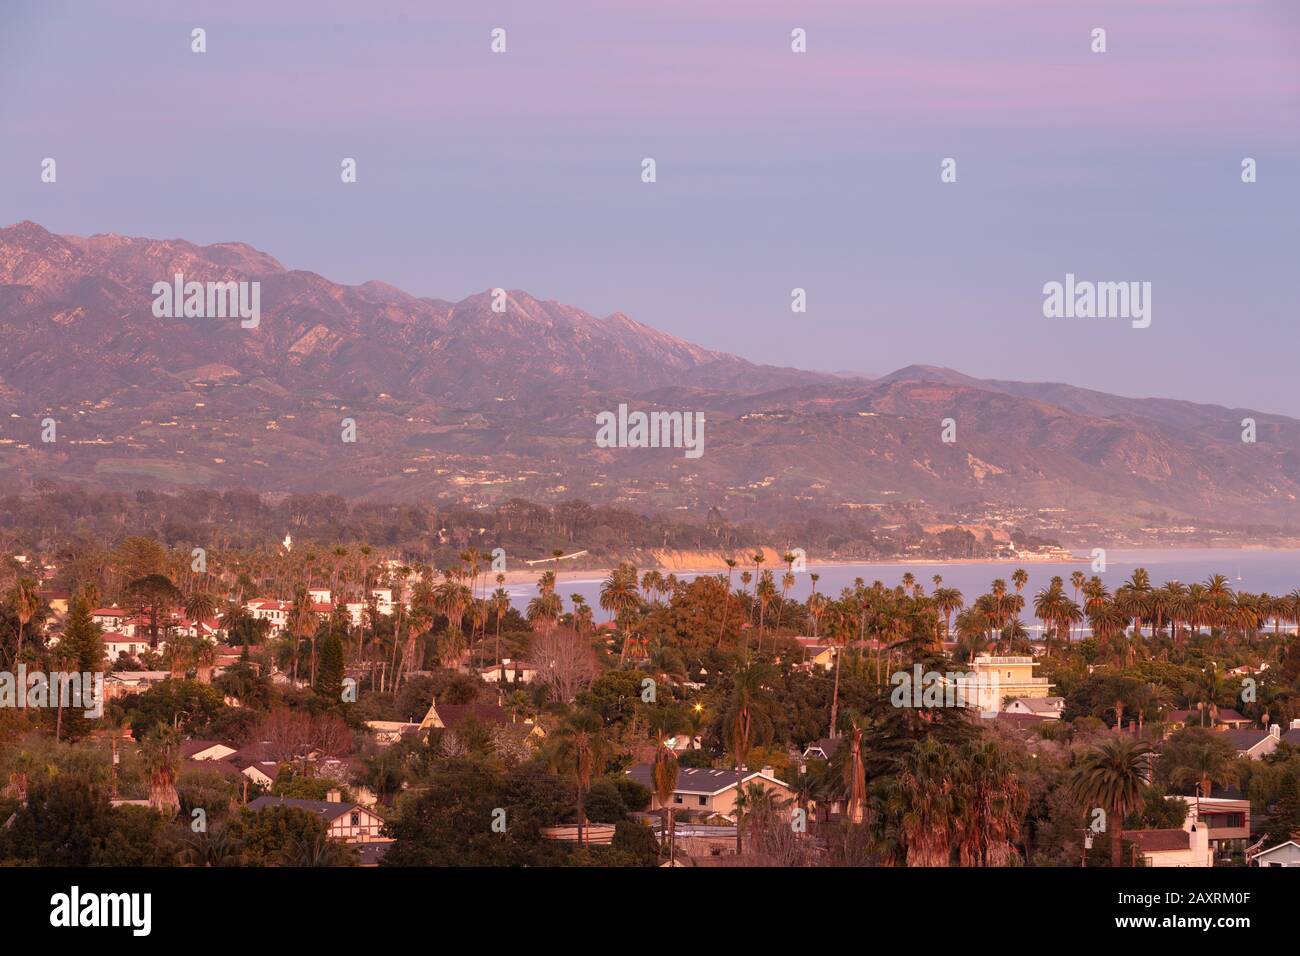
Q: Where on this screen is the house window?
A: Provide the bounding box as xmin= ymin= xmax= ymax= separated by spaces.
xmin=350 ymin=812 xmax=360 ymax=826
xmin=673 ymin=795 xmax=684 ymax=804
xmin=698 ymin=796 xmax=707 ymax=806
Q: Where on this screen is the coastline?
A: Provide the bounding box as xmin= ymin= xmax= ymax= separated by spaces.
xmin=495 ymin=546 xmax=1300 ymax=586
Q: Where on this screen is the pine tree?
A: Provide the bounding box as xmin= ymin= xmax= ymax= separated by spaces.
xmin=48 ymin=596 xmax=105 ymax=742
xmin=314 ymin=631 xmax=344 ymax=702
xmin=59 ymin=597 xmax=105 ymax=673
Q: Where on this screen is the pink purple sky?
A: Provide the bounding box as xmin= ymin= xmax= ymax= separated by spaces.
xmin=2 ymin=0 xmax=1299 ymax=413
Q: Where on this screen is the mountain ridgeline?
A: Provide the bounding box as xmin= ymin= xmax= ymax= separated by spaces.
xmin=1 ymin=221 xmax=1297 ymax=539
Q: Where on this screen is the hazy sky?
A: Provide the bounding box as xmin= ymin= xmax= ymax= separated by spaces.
xmin=3 ymin=1 xmax=1298 ymax=414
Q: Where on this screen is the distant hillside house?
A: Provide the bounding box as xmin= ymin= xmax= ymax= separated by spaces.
xmin=246 ymin=795 xmax=387 ymax=844
xmin=181 ymin=740 xmax=238 ymax=762
xmin=1004 ymin=696 xmax=1065 ymax=719
xmin=365 ymin=720 xmax=422 ymax=746
xmin=1176 ymin=796 xmax=1251 ymax=856
xmin=479 ymin=659 xmax=537 ymax=683
xmin=1279 ymin=718 xmax=1300 ymax=747
xmin=91 ymin=605 xmax=131 ymax=630
xmin=802 ymin=738 xmax=841 ymax=762
xmin=953 ymin=655 xmax=1053 ymax=712
xmin=245 ymin=599 xmax=291 ymax=636
xmin=103 ymin=671 xmax=170 ymax=701
xmin=419 ymin=698 xmax=544 ymax=740
xmin=1251 ymin=839 xmax=1300 ymax=867
xmin=625 ymin=764 xmax=794 ymax=820
xmin=228 ymin=742 xmax=295 ymax=788
xmin=1165 ymin=708 xmax=1253 ymax=731
xmin=800 ymin=645 xmax=836 ymax=672
xmin=41 ymin=590 xmax=71 ymax=619
xmin=1126 ymin=818 xmax=1213 ymax=867
xmin=103 ymin=637 xmax=155 ymax=660
xmin=1223 ymin=726 xmax=1281 ymax=760
xmin=345 ymin=588 xmax=396 ymax=628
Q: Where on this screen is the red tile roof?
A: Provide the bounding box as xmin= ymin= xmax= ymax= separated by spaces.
xmin=1127 ymin=829 xmax=1191 ymax=852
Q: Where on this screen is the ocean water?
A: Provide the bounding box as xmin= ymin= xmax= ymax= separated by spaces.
xmin=505 ymin=548 xmax=1300 ymax=617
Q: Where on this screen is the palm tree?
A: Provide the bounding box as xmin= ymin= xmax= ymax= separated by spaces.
xmin=1163 ymin=580 xmax=1189 ymax=645
xmin=183 ymin=591 xmax=219 ymax=628
xmin=1070 ymin=571 xmax=1086 ymax=636
xmin=755 ymin=570 xmax=776 ymax=653
xmin=724 ymin=663 xmax=776 ymax=774
xmin=889 ymin=738 xmax=958 ymax=866
xmin=641 ymin=570 xmax=664 ymax=607
xmin=1011 ymin=568 xmax=1028 ymax=594
xmin=824 ymin=605 xmax=855 ymax=738
xmin=1169 ymin=738 xmax=1240 ymax=800
xmin=806 ymin=589 xmax=826 ymax=641
xmin=954 ymin=739 xmax=1027 ymax=866
xmin=220 ymin=601 xmax=252 ymax=647
xmin=599 ymin=563 xmax=641 ymax=664
xmin=1069 ymin=738 xmax=1154 ymax=867
xmin=526 ymin=590 xmax=562 ymax=635
xmin=652 ymin=731 xmax=680 ymax=862
xmin=954 ymin=607 xmax=992 ymax=661
xmin=1193 ymin=665 xmax=1229 ymax=728
xmin=990 ymin=578 xmax=1009 ymax=632
xmin=776 ymin=552 xmax=797 ymax=627
xmin=933 ymin=587 xmax=964 ymax=643
xmin=168 ymin=634 xmax=192 ymax=679
xmin=718 ymin=558 xmax=738 ymax=645
xmin=491 ymin=584 xmax=510 ymax=678
xmin=552 ymin=709 xmax=608 ymax=847
xmin=50 ymin=644 xmax=77 ymax=741
xmin=1057 ymin=597 xmax=1083 ymax=653
xmin=192 ymin=639 xmax=218 ymax=684
xmin=286 ymin=587 xmax=317 ymax=683
xmin=183 ymin=825 xmax=240 ymax=867
xmin=435 ymin=574 xmax=471 ymax=638
xmin=8 ymin=578 xmax=40 ymax=667
xmin=844 ymin=720 xmax=867 ymax=825
xmin=142 ymin=725 xmax=181 ymax=819
xmin=733 ymin=781 xmax=783 ymax=858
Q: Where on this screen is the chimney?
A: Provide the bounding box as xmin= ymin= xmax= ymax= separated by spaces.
xmin=1291 ymin=718 xmax=1300 ymax=730
xmin=1269 ymin=724 xmax=1281 ymax=739
xmin=326 ymin=788 xmax=341 ymax=803
xmin=1189 ymin=819 xmax=1210 ymax=865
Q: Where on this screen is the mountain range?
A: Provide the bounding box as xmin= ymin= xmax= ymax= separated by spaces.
xmin=2 ymin=221 xmax=1298 ymax=541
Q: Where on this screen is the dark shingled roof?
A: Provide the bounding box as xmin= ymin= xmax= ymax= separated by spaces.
xmin=625 ymin=764 xmax=783 ymax=795
xmin=180 ymin=739 xmax=234 ymax=759
xmin=802 ymin=738 xmax=841 ymax=760
xmin=1168 ymin=708 xmax=1249 ymax=726
xmin=245 ymin=795 xmax=363 ymax=822
xmin=1223 ymin=729 xmax=1271 ymax=752
xmin=431 ymin=703 xmax=511 ymax=730
xmin=357 ymin=842 xmax=393 ymax=866
xmin=229 ymin=742 xmax=283 ymax=767
xmin=991 ymin=712 xmax=1048 ymax=725
xmin=181 ymin=758 xmax=245 ymax=781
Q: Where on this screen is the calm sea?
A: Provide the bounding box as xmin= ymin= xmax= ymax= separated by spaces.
xmin=506 ymin=548 xmax=1300 ymax=616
